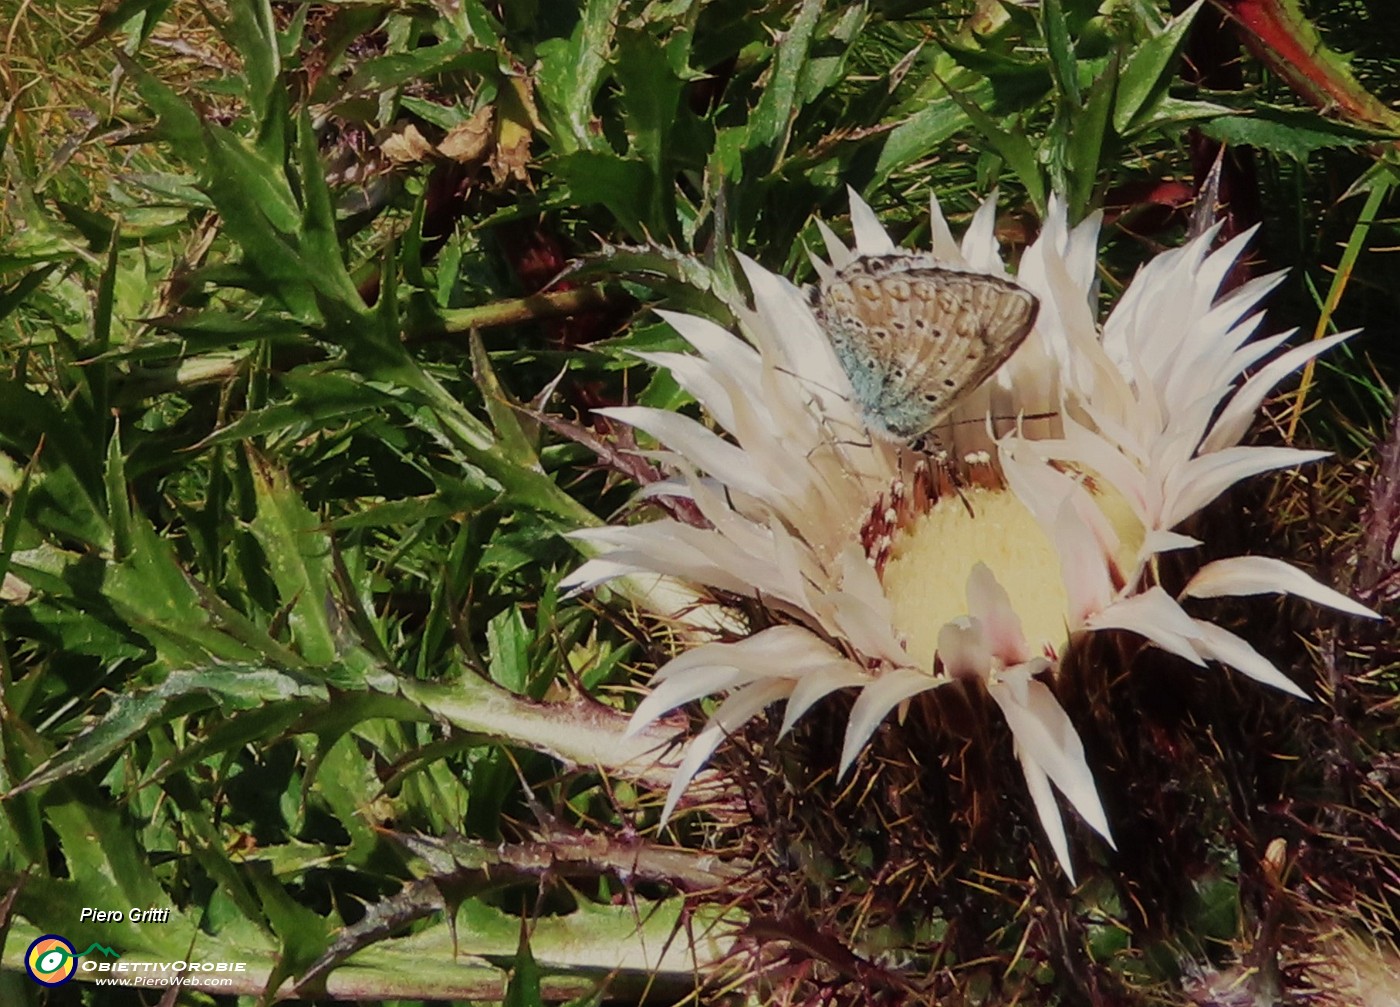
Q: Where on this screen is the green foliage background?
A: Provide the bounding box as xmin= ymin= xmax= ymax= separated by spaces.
xmin=1 ymin=0 xmax=1398 ymax=1003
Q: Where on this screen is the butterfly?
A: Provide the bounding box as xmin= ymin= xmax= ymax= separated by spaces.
xmin=811 ymin=254 xmax=1040 ymax=442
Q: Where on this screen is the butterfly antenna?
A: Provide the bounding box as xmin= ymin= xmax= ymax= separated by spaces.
xmin=939 ymin=409 xmax=1058 ymax=430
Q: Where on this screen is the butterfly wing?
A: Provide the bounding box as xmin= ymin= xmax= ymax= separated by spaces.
xmin=817 ymin=258 xmax=1039 ymax=441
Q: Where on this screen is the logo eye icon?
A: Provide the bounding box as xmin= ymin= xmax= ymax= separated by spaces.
xmin=38 ymin=949 xmax=67 ymax=972
xmin=25 ymin=935 xmax=78 ymax=986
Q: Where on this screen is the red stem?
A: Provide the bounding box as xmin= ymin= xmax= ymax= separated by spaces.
xmin=1212 ymin=0 xmax=1400 ymax=128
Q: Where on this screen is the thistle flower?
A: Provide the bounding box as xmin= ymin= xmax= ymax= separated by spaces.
xmin=564 ymin=189 xmax=1375 ymax=879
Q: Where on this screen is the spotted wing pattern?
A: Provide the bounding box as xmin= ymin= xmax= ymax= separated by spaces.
xmin=813 ymin=255 xmax=1040 ymax=441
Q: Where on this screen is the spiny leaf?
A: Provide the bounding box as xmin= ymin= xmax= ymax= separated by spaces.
xmin=7 ymin=666 xmax=325 ymax=796
xmin=1196 ymin=105 xmax=1391 ymax=161
xmin=247 ymin=450 xmax=338 ymax=666
xmin=1114 ymin=1 xmax=1202 ymax=135
xmin=504 ymin=919 xmax=545 ymax=1007
xmin=535 ymin=0 xmax=622 ymax=153
xmin=747 ymin=0 xmax=823 ymax=168
xmin=470 ymin=332 xmax=540 ymax=470
xmin=116 ymin=52 xmax=202 ymax=148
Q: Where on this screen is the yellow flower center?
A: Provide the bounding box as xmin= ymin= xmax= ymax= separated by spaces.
xmin=873 ymin=458 xmax=1143 ymax=672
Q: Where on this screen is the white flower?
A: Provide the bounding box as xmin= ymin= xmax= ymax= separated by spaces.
xmin=564 ymin=188 xmax=1375 ymax=880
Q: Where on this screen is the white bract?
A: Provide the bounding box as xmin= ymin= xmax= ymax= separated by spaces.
xmin=564 ymin=189 xmax=1375 ymax=880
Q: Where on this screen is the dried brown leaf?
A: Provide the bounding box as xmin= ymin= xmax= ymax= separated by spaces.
xmin=438 ymin=106 xmax=495 ymax=164
xmin=381 ymin=123 xmax=436 ymax=165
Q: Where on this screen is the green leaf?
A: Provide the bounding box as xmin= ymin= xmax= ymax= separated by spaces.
xmin=0 ymin=456 xmax=36 ymax=607
xmin=611 ymin=28 xmax=691 ymax=235
xmin=0 ymin=265 xmax=59 ymax=323
xmin=335 ymin=43 xmax=489 ymax=102
xmin=470 ymin=332 xmax=540 ymax=469
xmin=939 ymin=73 xmax=1046 ymax=213
xmin=203 ymin=126 xmax=301 ymax=234
xmin=116 ymin=52 xmax=203 ymax=148
xmin=1067 ymin=55 xmax=1118 ymax=218
xmin=1042 ymin=0 xmax=1081 ymax=107
xmin=249 ymin=861 xmax=333 ymax=993
xmin=1114 ymin=0 xmax=1201 ymax=134
xmin=7 ymin=666 xmax=325 ymax=796
xmin=535 ymin=0 xmax=622 ymax=153
xmin=103 ymin=421 xmax=133 ymax=561
xmin=487 ymin=607 xmax=531 ymax=695
xmin=222 ymin=0 xmax=282 ymax=138
xmin=99 ymin=508 xmax=267 ymax=664
xmin=78 ymin=0 xmax=169 ymax=48
xmin=0 ymin=387 xmax=109 ymax=548
xmin=144 ymin=700 xmax=314 ymax=787
xmin=0 ymin=89 xmax=18 ymax=161
xmin=247 ymin=450 xmax=338 ymax=665
xmin=295 ymin=107 xmax=366 ymax=319
xmin=300 ymin=729 xmax=386 ymax=864
xmin=197 ymin=371 xmax=401 ymax=448
xmin=504 ymin=921 xmax=545 ymax=1007
xmin=876 ymin=75 xmax=993 ymax=183
xmin=746 ymin=0 xmax=823 ymax=168
xmin=86 ymin=216 xmax=119 ymax=457
xmin=1196 ymin=106 xmax=1389 ymax=161
xmin=551 ymin=152 xmax=654 ymax=242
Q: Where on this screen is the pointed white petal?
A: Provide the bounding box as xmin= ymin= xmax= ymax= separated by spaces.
xmin=1182 ymin=555 xmax=1378 ymax=619
xmin=1187 ymin=619 xmax=1310 ymax=699
xmin=1051 ymin=493 xmax=1115 ymax=628
xmin=848 ymin=186 xmax=897 ymax=254
xmin=650 ymin=626 xmax=831 ymax=682
xmin=659 ymin=679 xmax=792 ymax=824
xmin=595 ymin=406 xmax=781 ymax=500
xmin=936 ymin=617 xmax=992 ymax=681
xmin=990 ymin=670 xmax=1114 ymax=843
xmin=960 ymin=191 xmax=1004 ymax=273
xmin=654 ymin=308 xmax=762 ymax=372
xmin=1162 ymin=447 xmax=1330 ymax=529
xmin=558 ymin=557 xmax=650 ymax=594
xmin=815 ymin=217 xmax=855 ymax=268
xmin=1018 ymin=749 xmax=1075 ymax=883
xmin=779 ymin=665 xmax=869 ymax=737
xmin=823 ymin=545 xmax=908 ymax=665
xmin=1141 ymin=530 xmax=1202 ymax=555
xmin=627 ymin=667 xmax=750 ymax=735
xmin=1222 ymin=326 xmax=1294 ymax=377
xmin=1201 ymin=332 xmax=1357 ymax=453
xmin=927 ymin=189 xmax=961 ymax=261
xmin=632 ymin=350 xmax=741 ymax=431
xmin=839 ymin=669 xmax=950 ymax=777
xmin=1085 ymin=587 xmax=1206 ymax=665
